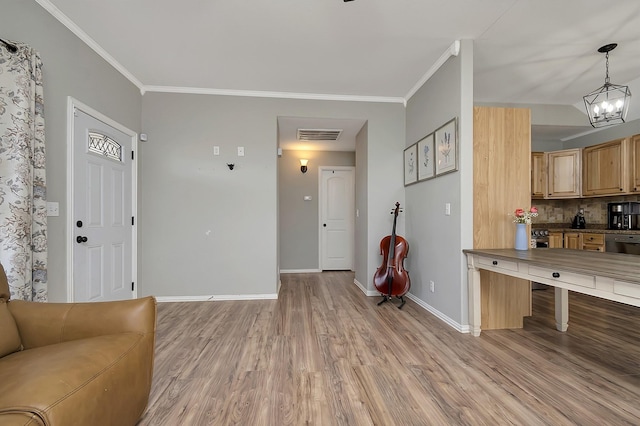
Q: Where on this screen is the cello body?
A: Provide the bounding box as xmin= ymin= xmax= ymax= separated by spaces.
xmin=373 ymin=202 xmax=411 ymax=307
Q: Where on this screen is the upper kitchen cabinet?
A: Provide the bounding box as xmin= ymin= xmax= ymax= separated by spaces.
xmin=582 ymin=138 xmax=631 ymax=196
xmin=531 ymin=152 xmax=547 ymax=199
xmin=547 ymin=148 xmax=581 ymax=198
xmin=632 ymin=135 xmax=640 ymax=193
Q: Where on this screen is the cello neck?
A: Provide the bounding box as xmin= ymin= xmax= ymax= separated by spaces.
xmin=387 ymin=202 xmax=401 ymax=265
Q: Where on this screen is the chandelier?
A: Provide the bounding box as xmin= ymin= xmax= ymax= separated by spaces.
xmin=583 ymin=43 xmax=631 ymax=128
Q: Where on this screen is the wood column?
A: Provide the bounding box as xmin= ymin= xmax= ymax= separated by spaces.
xmin=473 ymin=106 xmax=532 ymax=329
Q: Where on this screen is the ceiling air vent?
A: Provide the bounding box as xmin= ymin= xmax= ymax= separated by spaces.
xmin=297 ymin=129 xmax=343 ymax=141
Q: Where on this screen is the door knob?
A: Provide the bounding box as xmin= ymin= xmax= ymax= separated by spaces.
xmin=76 ymin=236 xmax=88 ymax=243
xmin=323 ymin=224 xmax=327 ymax=227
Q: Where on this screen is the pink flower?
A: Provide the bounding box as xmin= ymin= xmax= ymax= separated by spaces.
xmin=511 ymin=206 xmax=538 ymax=224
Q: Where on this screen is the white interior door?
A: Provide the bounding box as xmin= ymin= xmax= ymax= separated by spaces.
xmin=320 ymin=167 xmax=355 ymax=270
xmin=71 ymin=105 xmax=134 ymax=302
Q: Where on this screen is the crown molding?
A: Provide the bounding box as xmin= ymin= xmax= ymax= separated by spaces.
xmin=35 ymin=0 xmax=145 ymax=92
xmin=404 ymin=40 xmax=461 ymax=103
xmin=37 ymin=0 xmax=451 ymax=105
xmin=143 ymin=85 xmax=405 ymax=104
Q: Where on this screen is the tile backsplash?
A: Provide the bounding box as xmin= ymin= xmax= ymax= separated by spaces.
xmin=532 ymin=195 xmax=640 ymax=225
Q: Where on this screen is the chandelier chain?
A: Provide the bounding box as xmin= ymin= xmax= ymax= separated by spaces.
xmin=605 ymin=52 xmax=610 ymax=84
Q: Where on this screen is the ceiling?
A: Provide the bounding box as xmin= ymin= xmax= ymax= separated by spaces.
xmin=37 ymin=0 xmax=640 ymax=150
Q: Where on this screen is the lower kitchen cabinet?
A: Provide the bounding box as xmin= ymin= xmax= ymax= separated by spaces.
xmin=582 ymin=233 xmax=605 ymax=252
xmin=564 ymin=232 xmax=581 ymax=250
xmin=548 ymin=232 xmax=563 ymax=248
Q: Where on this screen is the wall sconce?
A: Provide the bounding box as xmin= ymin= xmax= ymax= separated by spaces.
xmin=300 ymin=159 xmax=308 ymax=173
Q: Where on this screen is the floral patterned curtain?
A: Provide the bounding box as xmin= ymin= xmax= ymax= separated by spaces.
xmin=0 ymin=40 xmax=47 ymax=301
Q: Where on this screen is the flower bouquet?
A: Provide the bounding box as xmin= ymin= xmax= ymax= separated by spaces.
xmin=512 ymin=207 xmax=538 ymax=224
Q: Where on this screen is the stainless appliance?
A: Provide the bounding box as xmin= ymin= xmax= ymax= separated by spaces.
xmin=531 ymin=229 xmax=549 ymax=248
xmin=608 ymin=202 xmax=640 ymax=230
xmin=605 ymin=234 xmax=640 ymax=255
xmin=530 ymin=229 xmax=549 ymax=289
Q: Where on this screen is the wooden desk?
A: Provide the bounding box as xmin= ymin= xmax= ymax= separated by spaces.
xmin=463 ymin=248 xmax=640 ymax=336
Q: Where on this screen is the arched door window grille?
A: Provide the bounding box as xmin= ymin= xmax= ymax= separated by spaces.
xmin=88 ymin=131 xmax=122 ymax=162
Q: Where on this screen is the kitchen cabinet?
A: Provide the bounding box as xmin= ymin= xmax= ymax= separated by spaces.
xmin=531 ymin=152 xmax=547 ymax=199
xmin=547 ymin=149 xmax=581 ymax=198
xmin=582 ymin=138 xmax=630 ymax=196
xmin=564 ymin=232 xmax=580 ymax=250
xmin=632 ymin=135 xmax=640 ymax=193
xmin=548 ymin=232 xmax=563 ymax=248
xmin=582 ymin=233 xmax=605 ymax=252
xmin=473 ymin=106 xmax=531 ymax=330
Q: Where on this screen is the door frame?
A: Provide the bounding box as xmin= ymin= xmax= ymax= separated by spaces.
xmin=65 ymin=97 xmax=138 ymax=302
xmin=318 ymin=166 xmax=355 ymax=271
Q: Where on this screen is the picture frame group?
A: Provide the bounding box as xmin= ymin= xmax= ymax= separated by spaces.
xmin=404 ymin=117 xmax=458 ymax=186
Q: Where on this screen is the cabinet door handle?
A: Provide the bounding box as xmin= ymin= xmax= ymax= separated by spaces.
xmin=552 ymin=272 xmax=560 ymax=278
xmin=492 ymin=260 xmax=498 ymax=265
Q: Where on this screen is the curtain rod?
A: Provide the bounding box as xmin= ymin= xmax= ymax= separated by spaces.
xmin=0 ymin=39 xmax=18 ymax=53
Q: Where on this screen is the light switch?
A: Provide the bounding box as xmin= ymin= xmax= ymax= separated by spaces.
xmin=47 ymin=201 xmax=59 ymax=217
xmin=445 ymin=203 xmax=451 ymax=216
xmin=237 ymin=147 xmax=245 ymax=156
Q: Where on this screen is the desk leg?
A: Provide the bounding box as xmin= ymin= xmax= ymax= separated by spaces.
xmin=555 ymin=287 xmax=568 ymax=332
xmin=466 ymin=256 xmax=481 ymax=337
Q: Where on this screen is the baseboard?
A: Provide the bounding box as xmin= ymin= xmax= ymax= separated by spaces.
xmin=352 ymin=278 xmax=469 ymax=333
xmin=156 ymin=293 xmax=278 ymax=303
xmin=353 ymin=278 xmax=380 ymax=296
xmin=405 ymin=293 xmax=470 ymax=334
xmin=279 ymin=269 xmax=322 ymax=274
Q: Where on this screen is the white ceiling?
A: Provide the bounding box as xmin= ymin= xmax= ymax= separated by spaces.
xmin=37 ymin=0 xmax=640 ymax=150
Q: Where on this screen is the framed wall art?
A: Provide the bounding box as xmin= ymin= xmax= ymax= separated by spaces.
xmin=435 ymin=117 xmax=458 ymax=176
xmin=417 ymin=133 xmax=435 ymax=181
xmin=403 ymin=143 xmax=418 ymax=186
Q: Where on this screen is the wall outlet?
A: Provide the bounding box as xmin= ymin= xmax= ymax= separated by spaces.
xmin=429 ymin=280 xmax=435 ymax=292
xmin=213 ymin=146 xmax=220 ymax=156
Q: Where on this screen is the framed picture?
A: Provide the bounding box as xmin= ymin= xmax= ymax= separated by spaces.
xmin=403 ymin=143 xmax=418 ymax=186
xmin=417 ymin=133 xmax=435 ymax=181
xmin=435 ymin=117 xmax=458 ymax=176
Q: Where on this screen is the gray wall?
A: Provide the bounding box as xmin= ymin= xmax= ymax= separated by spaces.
xmin=403 ymin=40 xmax=474 ymax=328
xmin=565 ymin=119 xmax=640 ymax=149
xmin=2 ymin=0 xmax=142 ymax=301
xmin=140 ymin=93 xmax=404 ymax=298
xmin=354 ymin=124 xmax=369 ymax=288
xmin=279 ymin=149 xmax=355 ymax=271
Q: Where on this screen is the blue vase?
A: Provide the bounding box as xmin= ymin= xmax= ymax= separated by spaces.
xmin=515 ymin=223 xmax=528 ymax=250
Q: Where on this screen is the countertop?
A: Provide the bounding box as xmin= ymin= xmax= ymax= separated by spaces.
xmin=533 ymin=223 xmax=640 ymax=235
xmin=462 ymin=248 xmax=640 ymax=284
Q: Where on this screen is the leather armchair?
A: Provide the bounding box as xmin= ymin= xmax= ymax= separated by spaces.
xmin=0 ymin=265 xmax=156 ymax=425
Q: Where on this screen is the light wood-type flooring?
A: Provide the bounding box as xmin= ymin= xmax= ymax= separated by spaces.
xmin=138 ymin=272 xmax=640 ymax=425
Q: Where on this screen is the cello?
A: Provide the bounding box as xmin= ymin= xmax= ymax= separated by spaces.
xmin=373 ymin=202 xmax=411 ymax=309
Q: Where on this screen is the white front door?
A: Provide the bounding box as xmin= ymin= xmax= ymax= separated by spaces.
xmin=320 ymin=167 xmax=354 ymax=270
xmin=71 ymin=103 xmax=135 ymax=302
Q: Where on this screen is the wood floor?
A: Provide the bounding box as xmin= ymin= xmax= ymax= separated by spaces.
xmin=138 ymin=272 xmax=640 ymax=425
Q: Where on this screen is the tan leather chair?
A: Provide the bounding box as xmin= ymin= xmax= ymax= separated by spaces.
xmin=0 ymin=264 xmax=156 ymax=425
